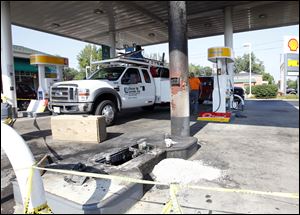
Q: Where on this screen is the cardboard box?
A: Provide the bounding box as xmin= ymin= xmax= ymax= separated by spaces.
xmin=51 ymin=115 xmax=107 ymax=143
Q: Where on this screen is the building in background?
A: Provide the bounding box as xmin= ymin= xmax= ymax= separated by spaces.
xmin=1 ymin=45 xmax=58 ymax=110
xmin=234 ymin=71 xmax=268 ymax=89
xmin=13 ymin=45 xmax=47 ymax=92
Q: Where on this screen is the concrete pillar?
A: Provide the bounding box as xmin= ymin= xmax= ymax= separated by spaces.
xmin=109 ymin=31 xmax=116 ymax=58
xmin=169 ymin=1 xmax=190 ymax=137
xmin=37 ymin=65 xmax=47 ymax=100
xmin=224 ymin=7 xmax=233 ymax=48
xmin=224 ymin=6 xmax=234 ymax=108
xmin=1 ymin=1 xmax=17 ymax=117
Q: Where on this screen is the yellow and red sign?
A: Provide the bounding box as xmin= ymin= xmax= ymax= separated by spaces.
xmin=30 ymin=54 xmax=69 ymax=66
xmin=197 ymin=112 xmax=231 ymax=122
xmin=207 ymin=47 xmax=234 ymax=63
xmin=288 ymin=59 xmax=299 ymax=67
xmin=288 ymin=38 xmax=298 ymax=52
xmin=283 ymin=36 xmax=299 ymax=54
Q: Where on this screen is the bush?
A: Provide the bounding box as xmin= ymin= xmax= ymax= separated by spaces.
xmin=251 ymin=84 xmax=278 ymax=98
xmin=245 ymin=86 xmax=249 ymax=94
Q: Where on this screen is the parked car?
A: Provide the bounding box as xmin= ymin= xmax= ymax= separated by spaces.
xmin=198 ymin=76 xmax=245 ymax=104
xmin=16 ymin=83 xmax=37 ymax=110
xmin=286 ymin=88 xmax=297 ymax=94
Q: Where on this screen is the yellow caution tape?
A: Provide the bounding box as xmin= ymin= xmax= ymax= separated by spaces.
xmin=25 ymin=202 xmax=52 ymax=214
xmin=33 ymin=165 xmax=168 ymax=186
xmin=161 ymin=199 xmax=173 ymax=214
xmin=24 ymin=166 xmax=34 ymax=214
xmin=184 ymin=185 xmax=299 ymax=199
xmin=162 ymin=184 xmax=183 ymax=214
xmin=17 ymin=98 xmax=32 ymax=101
xmin=32 ymin=166 xmax=299 ymax=200
xmin=23 ymin=159 xmax=298 ymax=214
xmin=24 ymin=165 xmax=52 ymax=214
xmin=2 ymin=118 xmax=15 ymax=126
xmin=170 ymin=183 xmax=182 ymax=214
xmin=1 ymin=95 xmax=9 ymax=103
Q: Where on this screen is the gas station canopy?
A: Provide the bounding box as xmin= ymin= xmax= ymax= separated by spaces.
xmin=10 ymin=1 xmax=299 ymax=48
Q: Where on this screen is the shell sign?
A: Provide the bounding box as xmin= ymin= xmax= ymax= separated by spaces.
xmin=284 ymin=36 xmax=299 ymax=53
xmin=288 ymin=38 xmax=298 ymax=52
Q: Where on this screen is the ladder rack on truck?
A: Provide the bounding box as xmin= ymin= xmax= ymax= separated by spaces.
xmin=91 ymin=56 xmax=166 ymax=68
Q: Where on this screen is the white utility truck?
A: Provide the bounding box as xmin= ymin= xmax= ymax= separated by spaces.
xmin=48 ymin=57 xmax=171 ymax=125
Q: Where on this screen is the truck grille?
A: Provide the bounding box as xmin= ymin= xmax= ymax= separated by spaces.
xmin=50 ymin=85 xmax=78 ymax=102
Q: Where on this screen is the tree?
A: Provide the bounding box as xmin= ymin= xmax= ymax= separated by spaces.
xmin=77 ymin=44 xmax=102 ymax=72
xmin=200 ymin=66 xmax=212 ymax=76
xmin=287 ymin=79 xmax=297 ymax=89
xmin=63 ymin=68 xmax=77 ymax=80
xmin=262 ymin=72 xmax=275 ymax=85
xmin=188 ymin=64 xmax=212 ymax=76
xmin=234 ymin=52 xmax=265 ymax=74
xmin=189 ymin=63 xmax=201 ymax=76
xmin=63 ymin=67 xmax=85 ymax=80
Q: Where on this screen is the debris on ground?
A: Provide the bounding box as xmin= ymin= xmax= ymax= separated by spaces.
xmin=152 ymin=158 xmax=222 ymax=185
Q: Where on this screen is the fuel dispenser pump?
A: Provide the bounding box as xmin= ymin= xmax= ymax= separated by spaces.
xmin=30 ymin=54 xmax=68 ymax=100
xmin=198 ymin=47 xmax=234 ymax=122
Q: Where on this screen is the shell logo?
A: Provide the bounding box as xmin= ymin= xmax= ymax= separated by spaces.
xmin=288 ymin=38 xmax=298 ymax=52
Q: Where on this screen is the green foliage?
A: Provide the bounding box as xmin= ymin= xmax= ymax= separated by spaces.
xmin=245 ymin=86 xmax=249 ymax=94
xmin=234 ymin=52 xmax=265 ymax=74
xmin=74 ymin=71 xmax=86 ymax=80
xmin=287 ymin=79 xmax=297 ymax=89
xmin=262 ymin=72 xmax=275 ymax=85
xmin=77 ymin=44 xmax=102 ymax=71
xmin=189 ymin=63 xmax=201 ymax=76
xmin=189 ymin=64 xmax=212 ymax=76
xmin=251 ymin=84 xmax=278 ymax=98
xmin=200 ymin=66 xmax=213 ymax=76
xmin=63 ymin=68 xmax=76 ymax=80
xmin=63 ymin=68 xmax=86 ymax=80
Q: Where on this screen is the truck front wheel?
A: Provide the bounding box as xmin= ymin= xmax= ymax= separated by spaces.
xmin=94 ymin=100 xmax=117 ymax=126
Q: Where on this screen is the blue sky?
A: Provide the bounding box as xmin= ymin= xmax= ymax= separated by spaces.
xmin=12 ymin=24 xmax=299 ymax=82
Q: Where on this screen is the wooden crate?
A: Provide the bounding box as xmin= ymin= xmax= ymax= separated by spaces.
xmin=51 ymin=115 xmax=107 ymax=143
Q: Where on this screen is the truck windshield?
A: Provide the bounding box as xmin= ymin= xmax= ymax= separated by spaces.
xmin=88 ymin=67 xmax=125 ymax=81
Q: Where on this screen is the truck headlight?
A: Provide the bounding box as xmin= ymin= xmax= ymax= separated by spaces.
xmin=78 ymin=88 xmax=90 ymax=101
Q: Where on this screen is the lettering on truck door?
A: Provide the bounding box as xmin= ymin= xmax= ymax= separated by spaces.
xmin=119 ymin=68 xmax=145 ymax=108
